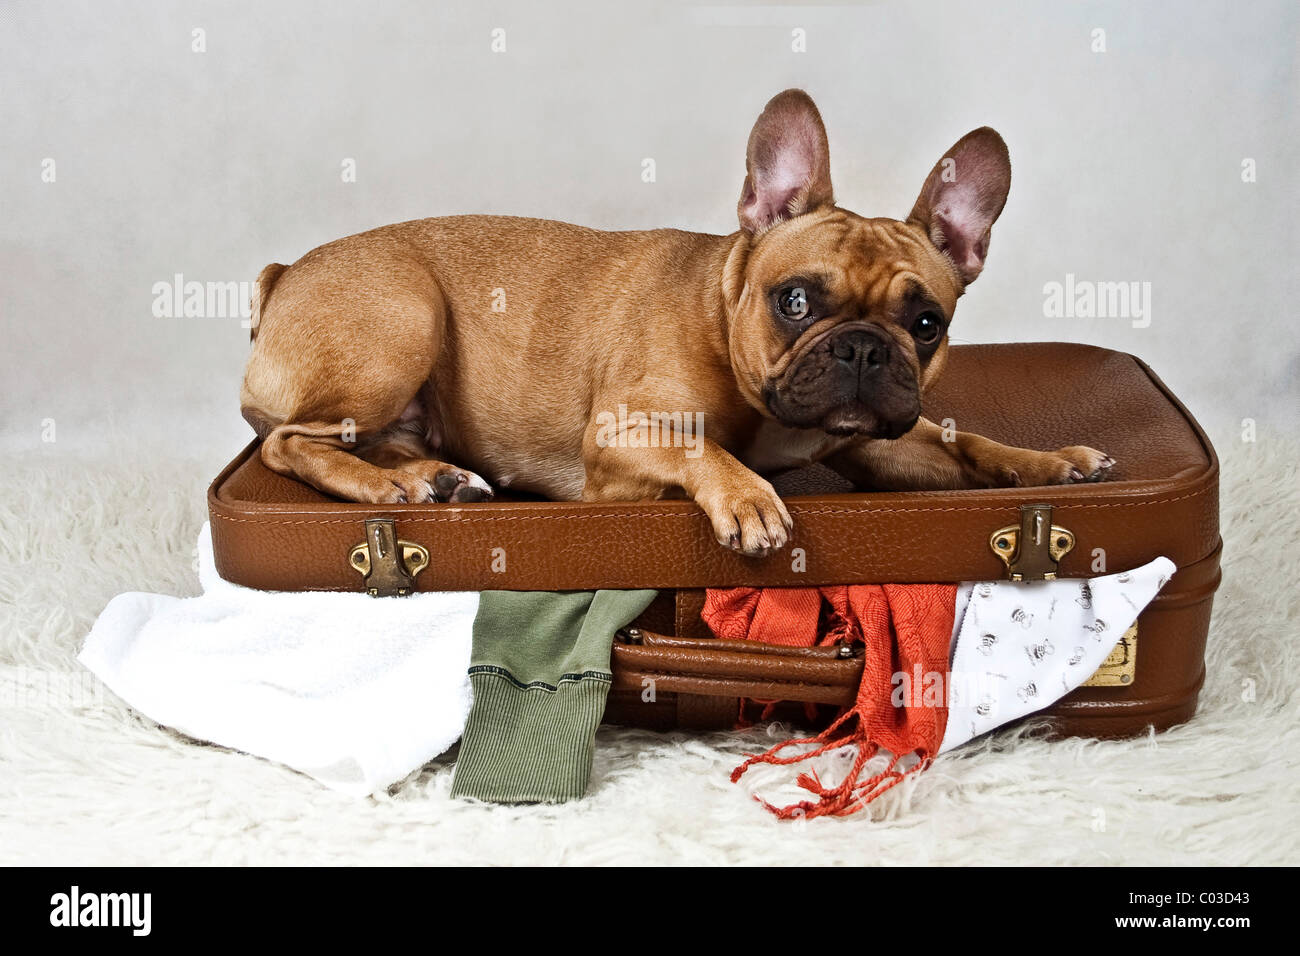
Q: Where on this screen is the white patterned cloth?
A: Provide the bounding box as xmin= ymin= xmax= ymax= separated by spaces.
xmin=939 ymin=556 xmax=1176 ymax=752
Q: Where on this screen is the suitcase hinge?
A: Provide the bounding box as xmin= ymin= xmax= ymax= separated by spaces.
xmin=989 ymin=503 xmax=1075 ymax=581
xmin=348 ymin=518 xmax=430 ymax=597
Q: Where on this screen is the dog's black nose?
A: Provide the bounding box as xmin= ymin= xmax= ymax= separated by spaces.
xmin=831 ymin=328 xmax=890 ymax=369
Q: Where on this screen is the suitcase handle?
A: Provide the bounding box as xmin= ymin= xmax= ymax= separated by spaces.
xmin=611 ymin=626 xmax=861 ymax=706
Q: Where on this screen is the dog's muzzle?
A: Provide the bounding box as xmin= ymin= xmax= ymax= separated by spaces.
xmin=764 ymin=324 xmax=921 ymax=438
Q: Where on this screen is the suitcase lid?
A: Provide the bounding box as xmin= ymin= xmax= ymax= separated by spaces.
xmin=209 ymin=343 xmax=1219 ymax=592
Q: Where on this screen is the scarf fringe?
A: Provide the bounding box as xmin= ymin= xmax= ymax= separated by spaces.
xmin=732 ymin=709 xmax=930 ymax=820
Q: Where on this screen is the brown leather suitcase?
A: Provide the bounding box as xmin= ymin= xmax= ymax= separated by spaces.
xmin=209 ymin=342 xmax=1220 ymax=739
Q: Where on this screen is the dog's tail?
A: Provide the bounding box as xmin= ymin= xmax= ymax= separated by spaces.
xmin=247 ymin=262 xmax=287 ymax=342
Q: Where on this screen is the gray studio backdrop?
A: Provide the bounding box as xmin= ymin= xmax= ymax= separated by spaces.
xmin=2 ymin=0 xmax=1296 ymax=464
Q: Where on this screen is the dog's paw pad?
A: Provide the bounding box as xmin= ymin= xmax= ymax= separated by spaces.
xmin=433 ymin=472 xmax=465 ymax=497
xmin=425 ymin=468 xmax=493 ymax=502
xmin=450 ymin=484 xmax=493 ymax=503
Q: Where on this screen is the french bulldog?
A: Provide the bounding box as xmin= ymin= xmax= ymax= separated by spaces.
xmin=240 ymin=89 xmax=1112 ymax=556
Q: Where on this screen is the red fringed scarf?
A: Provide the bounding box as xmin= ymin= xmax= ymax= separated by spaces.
xmin=703 ymin=584 xmax=956 ymax=819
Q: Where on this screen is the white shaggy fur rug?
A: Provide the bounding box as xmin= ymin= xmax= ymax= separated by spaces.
xmin=1 ymin=439 xmax=1297 ymax=866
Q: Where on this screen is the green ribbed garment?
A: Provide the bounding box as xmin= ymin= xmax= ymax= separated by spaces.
xmin=450 ymin=589 xmax=656 ymax=803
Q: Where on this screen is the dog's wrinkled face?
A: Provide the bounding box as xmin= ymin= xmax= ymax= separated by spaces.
xmin=743 ymin=210 xmax=960 ymax=438
xmin=725 ymin=90 xmax=1011 ymax=438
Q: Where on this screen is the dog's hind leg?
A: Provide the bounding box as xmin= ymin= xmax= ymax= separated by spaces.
xmin=349 ymin=398 xmax=493 ymax=502
xmin=241 ymin=245 xmax=493 ymax=504
xmin=261 ymin=417 xmax=493 ymax=504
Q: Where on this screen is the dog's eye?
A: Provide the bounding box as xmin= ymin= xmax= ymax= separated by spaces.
xmin=913 ymin=311 xmax=943 ymax=344
xmin=777 ymin=286 xmax=809 ymax=321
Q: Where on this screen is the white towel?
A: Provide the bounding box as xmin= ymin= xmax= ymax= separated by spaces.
xmin=78 ymin=523 xmax=477 ymax=797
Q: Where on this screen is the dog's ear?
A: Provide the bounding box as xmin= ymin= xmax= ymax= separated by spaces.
xmin=909 ymin=128 xmax=1011 ymax=285
xmin=737 ymin=89 xmax=834 ymax=234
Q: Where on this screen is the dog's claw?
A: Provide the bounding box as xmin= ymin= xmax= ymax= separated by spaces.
xmin=1079 ymin=454 xmax=1116 ymax=482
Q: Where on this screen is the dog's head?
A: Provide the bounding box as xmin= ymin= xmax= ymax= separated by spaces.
xmin=724 ymin=89 xmax=1011 ymax=439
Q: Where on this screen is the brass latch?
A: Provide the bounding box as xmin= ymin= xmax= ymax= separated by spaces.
xmin=989 ymin=503 xmax=1075 ymax=581
xmin=348 ymin=518 xmax=429 ymax=597
xmin=1082 ymin=622 xmax=1138 ymax=687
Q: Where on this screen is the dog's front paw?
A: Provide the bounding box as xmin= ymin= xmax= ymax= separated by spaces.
xmin=992 ymin=445 xmax=1116 ymax=487
xmin=699 ymin=479 xmax=793 ymax=557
